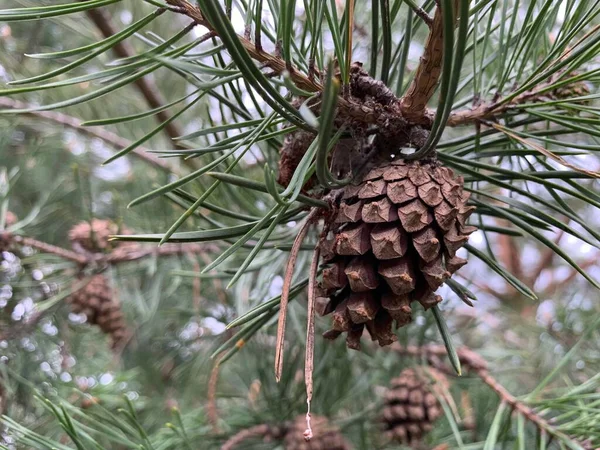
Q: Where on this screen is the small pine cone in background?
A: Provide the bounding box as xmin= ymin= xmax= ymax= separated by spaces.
xmin=68 ymin=274 xmax=129 ymax=349
xmin=4 ymin=211 xmax=17 ymax=228
xmin=284 ymin=415 xmax=351 ymax=450
xmin=381 ymin=367 xmax=448 ymax=445
xmin=68 ymin=219 xmax=133 ymax=254
xmin=317 ymin=158 xmax=475 ymax=349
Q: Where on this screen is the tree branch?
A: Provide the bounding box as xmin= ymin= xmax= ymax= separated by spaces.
xmin=391 ymin=344 xmax=583 ymax=446
xmin=164 ymin=0 xmax=321 ymax=93
xmin=398 ymin=4 xmax=445 ymax=124
xmin=83 ymin=4 xmax=186 ymax=145
xmin=7 ymin=234 xmax=216 ymax=266
xmin=221 ymin=424 xmax=280 ymax=450
xmin=0 ymin=98 xmax=176 ymax=174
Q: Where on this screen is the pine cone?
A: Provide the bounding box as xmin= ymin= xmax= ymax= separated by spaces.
xmin=4 ymin=211 xmax=17 ymax=228
xmin=68 ymin=219 xmax=132 ymax=254
xmin=284 ymin=415 xmax=351 ymax=450
xmin=317 ymin=159 xmax=475 ymax=349
xmin=68 ymin=275 xmax=129 ymax=349
xmin=382 ymin=367 xmax=448 ymax=444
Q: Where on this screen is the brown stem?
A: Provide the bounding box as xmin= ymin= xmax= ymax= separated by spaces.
xmin=207 ymin=356 xmax=222 ymax=433
xmin=220 ymin=424 xmax=276 ymax=450
xmin=526 ymin=230 xmax=564 ymax=287
xmin=106 ymin=242 xmax=217 ymax=263
xmin=164 ymin=0 xmax=321 ymax=93
xmin=83 ymin=5 xmax=186 ymax=146
xmin=0 ymin=98 xmax=176 ymax=174
xmin=398 ymin=3 xmax=449 ymax=124
xmin=12 ymin=235 xmax=89 ymax=264
xmin=9 ymin=234 xmax=216 ymax=266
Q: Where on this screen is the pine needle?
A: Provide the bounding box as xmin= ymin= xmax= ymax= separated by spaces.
xmin=304 ymin=244 xmax=320 ymax=441
xmin=274 ymin=208 xmax=319 ymax=382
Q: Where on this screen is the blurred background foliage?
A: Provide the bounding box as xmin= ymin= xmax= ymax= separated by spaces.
xmin=0 ymin=0 xmax=599 ymax=449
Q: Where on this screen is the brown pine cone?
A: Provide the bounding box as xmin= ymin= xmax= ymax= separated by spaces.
xmin=382 ymin=367 xmax=448 ymax=444
xmin=68 ymin=219 xmax=132 ymax=254
xmin=317 ymin=158 xmax=475 ymax=349
xmin=284 ymin=415 xmax=351 ymax=450
xmin=68 ymin=275 xmax=129 ymax=349
xmin=4 ymin=211 xmax=17 ymax=228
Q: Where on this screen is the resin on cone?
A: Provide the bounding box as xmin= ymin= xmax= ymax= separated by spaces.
xmin=317 ymin=158 xmax=475 ymax=348
xmin=68 ymin=274 xmax=129 ymax=349
xmin=284 ymin=415 xmax=351 ymax=450
xmin=382 ymin=367 xmax=447 ymax=444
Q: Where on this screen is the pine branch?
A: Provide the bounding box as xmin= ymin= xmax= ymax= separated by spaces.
xmin=164 ymin=0 xmax=321 ymax=93
xmin=392 ymin=344 xmax=585 ymax=446
xmin=82 ymin=4 xmax=186 ymax=146
xmin=220 ymin=424 xmax=279 ymax=450
xmin=7 ymin=233 xmax=216 ymax=265
xmin=0 ymin=98 xmax=176 ymax=174
xmin=446 ymin=70 xmax=590 ymax=127
xmin=398 ymin=3 xmax=446 ymax=124
xmin=10 ymin=235 xmax=89 ymax=265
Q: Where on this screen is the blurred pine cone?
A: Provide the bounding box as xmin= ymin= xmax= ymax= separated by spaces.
xmin=284 ymin=415 xmax=351 ymax=450
xmin=4 ymin=211 xmax=17 ymax=228
xmin=382 ymin=367 xmax=448 ymax=444
xmin=317 ymin=158 xmax=475 ymax=348
xmin=68 ymin=274 xmax=129 ymax=349
xmin=68 ymin=219 xmax=132 ymax=254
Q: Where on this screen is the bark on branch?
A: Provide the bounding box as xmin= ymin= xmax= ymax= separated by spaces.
xmin=398 ymin=4 xmax=445 ymax=124
xmin=0 ymin=98 xmax=176 ymax=174
xmin=83 ymin=5 xmax=186 ymax=145
xmin=7 ymin=234 xmax=216 ymax=266
xmin=164 ymin=0 xmax=321 ymax=93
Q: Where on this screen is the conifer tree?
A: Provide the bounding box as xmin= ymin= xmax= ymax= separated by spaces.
xmin=1 ymin=1 xmax=600 ymax=449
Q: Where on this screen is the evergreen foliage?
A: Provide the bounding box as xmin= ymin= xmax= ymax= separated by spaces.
xmin=0 ymin=1 xmax=599 ymax=449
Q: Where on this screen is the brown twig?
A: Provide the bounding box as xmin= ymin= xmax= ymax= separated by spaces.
xmin=11 ymin=235 xmax=89 ymax=265
xmin=162 ymin=0 xmax=591 ymax=136
xmin=398 ymin=3 xmax=445 ymax=124
xmin=9 ymin=234 xmax=215 ymax=266
xmin=163 ymin=0 xmax=321 ymax=93
xmin=275 ymin=208 xmax=319 ymax=382
xmin=0 ymin=98 xmax=176 ymax=174
xmin=207 ymin=355 xmax=222 ymax=433
xmin=106 ymin=242 xmax=216 ymax=263
xmin=399 ymin=0 xmax=462 ymax=125
xmin=220 ymin=424 xmax=277 ymax=450
xmin=82 ymin=5 xmax=186 ymax=146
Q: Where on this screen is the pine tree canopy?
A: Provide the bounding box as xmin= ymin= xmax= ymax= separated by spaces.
xmin=1 ymin=0 xmax=600 ymax=449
